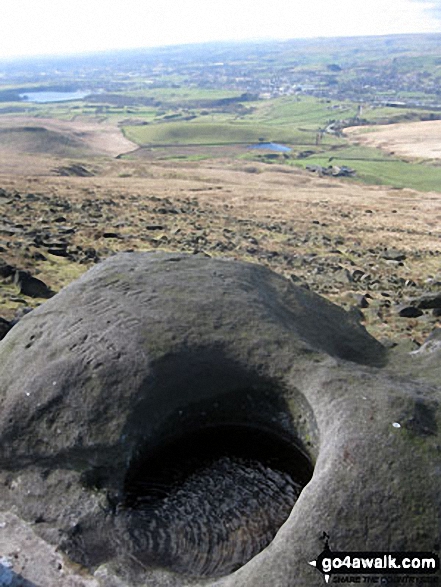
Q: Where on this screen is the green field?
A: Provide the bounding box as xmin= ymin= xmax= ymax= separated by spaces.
xmin=293 ymin=145 xmax=441 ymax=192
xmin=1 ymin=34 xmax=441 ymax=194
xmin=125 ymin=86 xmax=243 ymax=102
xmin=121 ymin=96 xmax=357 ymax=147
xmin=248 ymin=97 xmax=357 ymax=127
xmin=116 ymin=93 xmax=441 ymax=192
xmin=123 ymin=119 xmax=321 ymax=146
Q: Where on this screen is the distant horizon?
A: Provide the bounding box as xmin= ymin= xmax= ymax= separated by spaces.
xmin=1 ymin=30 xmax=441 ymax=64
xmin=1 ymin=0 xmax=441 ymax=61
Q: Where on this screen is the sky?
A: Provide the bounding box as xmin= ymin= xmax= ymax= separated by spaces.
xmin=1 ymin=0 xmax=441 ymax=59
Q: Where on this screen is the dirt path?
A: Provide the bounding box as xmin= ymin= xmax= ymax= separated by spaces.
xmin=345 ymin=120 xmax=441 ymax=160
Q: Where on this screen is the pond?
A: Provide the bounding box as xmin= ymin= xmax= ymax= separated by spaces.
xmin=248 ymin=142 xmax=292 ymax=153
xmin=19 ymin=90 xmax=92 ymax=103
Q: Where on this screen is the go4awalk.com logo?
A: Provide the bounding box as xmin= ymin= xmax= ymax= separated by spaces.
xmin=309 ymin=534 xmax=440 ymax=584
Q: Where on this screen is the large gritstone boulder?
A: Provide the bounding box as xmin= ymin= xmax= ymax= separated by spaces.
xmin=0 ymin=252 xmax=439 ymax=587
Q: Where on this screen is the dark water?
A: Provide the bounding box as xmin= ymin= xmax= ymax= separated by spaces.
xmin=119 ymin=425 xmax=313 ymax=577
xmin=120 ymin=455 xmax=302 ymax=577
xmin=248 ymin=142 xmax=292 ymax=152
xmin=19 ymin=90 xmax=91 ymax=103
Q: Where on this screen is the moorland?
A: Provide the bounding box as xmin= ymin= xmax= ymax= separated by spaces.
xmin=1 ymin=33 xmax=441 ymax=347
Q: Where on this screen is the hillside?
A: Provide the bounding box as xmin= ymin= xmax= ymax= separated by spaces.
xmin=1 ymin=152 xmax=440 ymax=348
xmin=1 ymin=34 xmax=441 ymax=349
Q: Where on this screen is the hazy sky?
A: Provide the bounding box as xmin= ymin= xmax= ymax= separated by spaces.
xmin=2 ymin=0 xmax=441 ymax=59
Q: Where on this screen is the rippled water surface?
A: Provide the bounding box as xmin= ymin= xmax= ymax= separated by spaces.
xmin=118 ymin=425 xmax=313 ymax=577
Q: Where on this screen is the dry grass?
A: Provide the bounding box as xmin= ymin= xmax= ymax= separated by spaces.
xmin=0 ymin=116 xmax=137 ymax=158
xmin=1 ymin=118 xmax=441 ymax=348
xmin=345 ymin=120 xmax=441 ymax=160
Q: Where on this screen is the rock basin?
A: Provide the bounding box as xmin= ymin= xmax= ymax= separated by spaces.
xmin=0 ymin=252 xmax=439 ymax=586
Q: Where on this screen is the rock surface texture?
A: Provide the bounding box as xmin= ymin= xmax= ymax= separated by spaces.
xmin=0 ymin=252 xmax=439 ymax=586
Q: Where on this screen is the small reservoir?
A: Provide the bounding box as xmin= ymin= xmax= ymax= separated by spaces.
xmin=248 ymin=142 xmax=292 ymax=153
xmin=19 ymin=90 xmax=91 ymax=103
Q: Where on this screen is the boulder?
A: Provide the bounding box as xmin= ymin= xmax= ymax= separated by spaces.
xmin=0 ymin=317 xmax=12 ymax=341
xmin=0 ymin=258 xmax=15 ymax=279
xmin=409 ymin=292 xmax=441 ymax=310
xmin=398 ymin=305 xmax=424 ymax=318
xmin=13 ymin=270 xmax=54 ymax=298
xmin=0 ymin=252 xmax=439 ymax=587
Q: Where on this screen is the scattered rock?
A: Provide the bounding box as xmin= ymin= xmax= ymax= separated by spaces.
xmin=0 ymin=259 xmax=15 ymax=279
xmin=145 ymin=224 xmax=164 ymax=231
xmin=381 ymin=249 xmax=407 ymax=262
xmin=352 ymin=269 xmax=367 ymax=282
xmin=408 ymin=292 xmax=441 ymax=310
xmin=354 ymin=294 xmax=370 ymax=308
xmin=0 ymin=318 xmax=12 ymax=340
xmin=13 ymin=270 xmax=54 ymax=298
xmin=398 ymin=306 xmax=424 ymax=318
xmin=58 ymin=226 xmax=76 ymax=235
xmin=0 ymin=224 xmax=22 ymax=236
xmin=25 ymin=193 xmax=40 ymax=202
xmin=86 ymin=248 xmax=100 ymax=260
xmin=52 ymin=164 xmax=94 ymax=177
xmin=306 ymin=164 xmax=356 ymax=177
xmin=8 ymin=296 xmax=28 ymax=305
xmin=47 ymin=248 xmax=69 ymax=257
xmin=102 ymin=232 xmax=123 ymax=239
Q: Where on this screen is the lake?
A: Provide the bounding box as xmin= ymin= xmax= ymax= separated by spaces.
xmin=19 ymin=90 xmax=91 ymax=103
xmin=248 ymin=142 xmax=292 ymax=153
